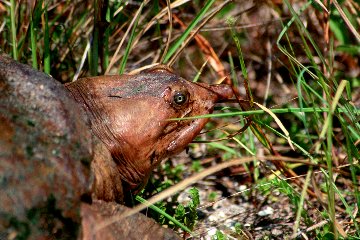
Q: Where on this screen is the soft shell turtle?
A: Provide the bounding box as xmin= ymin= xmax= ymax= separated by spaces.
xmin=0 ymin=54 xmax=232 ymax=239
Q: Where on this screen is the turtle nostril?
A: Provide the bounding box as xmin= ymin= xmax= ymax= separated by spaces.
xmin=209 ymin=84 xmax=234 ymax=101
xmin=194 ymin=83 xmax=234 ymax=102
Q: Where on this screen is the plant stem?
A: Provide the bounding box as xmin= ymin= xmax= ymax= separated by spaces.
xmin=10 ymin=0 xmax=18 ymax=60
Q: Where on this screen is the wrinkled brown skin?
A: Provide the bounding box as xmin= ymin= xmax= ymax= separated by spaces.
xmin=66 ymin=66 xmax=233 ymax=203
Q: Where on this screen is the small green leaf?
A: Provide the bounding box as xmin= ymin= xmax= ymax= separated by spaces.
xmin=175 ymin=204 xmax=185 ymax=219
xmin=188 ymin=187 xmax=200 ymax=208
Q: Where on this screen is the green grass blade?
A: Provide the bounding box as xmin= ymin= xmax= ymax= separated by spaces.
xmin=249 ymin=122 xmax=271 ymax=151
xmin=119 ymin=2 xmax=145 ymax=74
xmin=232 ymin=136 xmax=255 ymax=156
xmin=228 ymin=18 xmax=252 ymax=106
xmin=207 ymin=142 xmax=238 ymax=156
xmin=162 ymin=0 xmax=216 ymax=63
xmin=292 ymin=168 xmax=312 ymax=237
xmin=168 ymin=107 xmax=360 ymax=120
xmin=28 ymin=0 xmax=43 ymax=70
xmin=135 ymin=195 xmax=192 ymax=234
xmin=91 ymin=0 xmax=100 ymax=76
xmin=342 ymin=125 xmax=360 ymax=226
xmin=256 ymin=120 xmax=313 ymax=160
xmin=283 ymin=0 xmax=328 ymax=73
xmin=103 ymin=27 xmax=110 ymax=71
xmin=30 ymin=21 xmax=37 ymax=69
xmin=10 ymin=0 xmax=18 ymax=60
xmin=43 ymin=4 xmax=50 ymax=74
xmin=192 ymin=60 xmax=207 ymax=82
xmin=228 ymin=51 xmax=239 ymax=90
xmin=276 ymin=1 xmax=317 ymax=79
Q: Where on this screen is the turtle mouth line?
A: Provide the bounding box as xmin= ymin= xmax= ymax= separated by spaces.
xmin=162 ymin=107 xmax=193 ymax=135
xmin=162 ymin=121 xmax=180 ymax=135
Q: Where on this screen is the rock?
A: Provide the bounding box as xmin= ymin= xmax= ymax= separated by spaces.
xmin=0 ymin=54 xmax=93 ymax=239
xmin=80 ymin=200 xmax=181 ymax=240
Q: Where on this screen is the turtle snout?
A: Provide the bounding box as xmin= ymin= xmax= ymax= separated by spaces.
xmin=208 ymin=84 xmax=233 ymax=101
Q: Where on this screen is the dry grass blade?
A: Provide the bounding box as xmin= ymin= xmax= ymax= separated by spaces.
xmin=333 ymin=0 xmax=360 ymax=43
xmin=173 ymin=14 xmax=227 ymax=79
xmin=167 ymin=0 xmax=232 ymax=66
xmin=318 ymin=80 xmax=348 ymax=143
xmin=291 ymin=169 xmax=312 ymax=238
xmin=131 ymin=0 xmax=190 ymax=53
xmin=313 ymin=0 xmax=329 ymax=13
xmin=128 ymin=63 xmax=160 ymax=74
xmin=105 ymin=0 xmax=150 ymax=73
xmin=72 ymin=40 xmax=91 ymax=81
xmin=159 ymin=0 xmax=173 ymax=63
xmin=254 ymin=102 xmax=295 ymax=151
xmin=193 ymin=119 xmax=252 ymax=143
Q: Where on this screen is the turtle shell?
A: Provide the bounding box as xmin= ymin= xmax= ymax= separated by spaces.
xmin=0 ymin=54 xmax=93 ymax=239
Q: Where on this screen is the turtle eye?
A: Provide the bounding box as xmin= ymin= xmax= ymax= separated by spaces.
xmin=173 ymin=92 xmax=188 ymax=106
